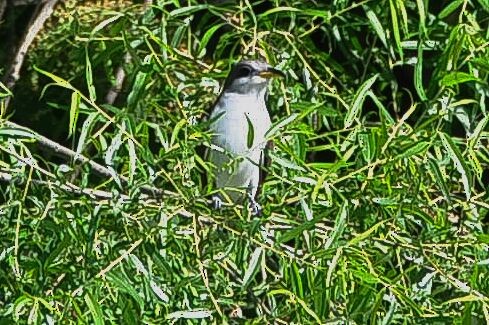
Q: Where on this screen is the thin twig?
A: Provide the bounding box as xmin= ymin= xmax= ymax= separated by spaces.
xmin=2 ymin=0 xmax=60 ymax=109
xmin=104 ymin=53 xmax=131 ymax=105
xmin=0 ymin=171 xmax=132 ymax=201
xmin=2 ymin=119 xmax=165 ymax=196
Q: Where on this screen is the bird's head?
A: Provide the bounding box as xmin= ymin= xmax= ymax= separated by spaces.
xmin=222 ymin=60 xmax=284 ymax=95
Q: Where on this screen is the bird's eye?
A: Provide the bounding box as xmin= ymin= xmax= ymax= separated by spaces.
xmin=235 ymin=66 xmax=252 ymax=78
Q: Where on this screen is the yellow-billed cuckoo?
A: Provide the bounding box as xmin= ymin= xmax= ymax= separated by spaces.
xmin=207 ymin=60 xmax=284 ymax=215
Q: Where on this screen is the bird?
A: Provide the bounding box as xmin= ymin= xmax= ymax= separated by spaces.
xmin=206 ymin=60 xmax=284 ymax=215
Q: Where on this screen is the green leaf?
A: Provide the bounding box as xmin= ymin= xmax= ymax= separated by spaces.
xmin=69 ymin=92 xmax=81 ymax=138
xmin=245 ymin=113 xmax=255 ymax=149
xmin=395 ymin=141 xmax=430 ymax=160
xmin=344 ymin=74 xmax=378 ymax=128
xmin=197 ymin=23 xmax=225 ymax=58
xmin=439 ymin=132 xmax=471 ymax=200
xmin=242 ymin=247 xmax=263 ymax=289
xmin=324 ymin=202 xmax=348 ymax=250
xmin=85 ymin=47 xmax=97 ymax=102
xmin=416 ymin=0 xmax=427 ymax=36
xmin=438 ymin=0 xmax=464 ymax=18
xmin=440 ymin=72 xmax=480 ymax=87
xmin=169 ymin=4 xmax=209 ymax=17
xmin=0 ymin=81 xmax=13 ymax=98
xmin=167 ymin=310 xmax=212 ymax=320
xmin=34 ymin=65 xmax=73 ymax=89
xmin=415 ymin=45 xmax=427 ymax=101
xmin=266 ymin=113 xmax=299 ymax=138
xmin=106 ymin=272 xmax=144 ymax=312
xmin=389 ymin=0 xmax=403 ymax=60
xmin=364 ymin=6 xmax=388 ymax=50
xmin=84 ymin=292 xmax=105 ymax=325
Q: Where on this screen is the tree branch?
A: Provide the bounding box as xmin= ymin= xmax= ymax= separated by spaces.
xmin=2 ymin=0 xmax=59 ymax=109
xmin=2 ymin=119 xmax=165 ymax=196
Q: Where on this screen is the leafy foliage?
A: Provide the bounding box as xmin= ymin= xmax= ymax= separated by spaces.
xmin=1 ymin=0 xmax=488 ymax=323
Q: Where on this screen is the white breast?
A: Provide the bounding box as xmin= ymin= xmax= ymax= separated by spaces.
xmin=208 ymin=92 xmax=271 ymax=201
xmin=210 ymin=92 xmax=271 ymax=158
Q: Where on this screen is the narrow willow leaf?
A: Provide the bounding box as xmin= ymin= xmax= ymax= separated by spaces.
xmin=439 ymin=132 xmax=471 ymax=200
xmin=127 ymin=136 xmax=137 ymax=184
xmin=344 ymin=74 xmax=378 ymax=128
xmin=76 ymin=112 xmax=99 ymax=155
xmin=170 ymin=119 xmax=187 ymax=148
xmin=90 ymin=13 xmax=123 ymax=37
xmin=467 ymin=149 xmax=483 ymax=178
xmin=242 ymin=247 xmax=263 ymax=288
xmin=245 ymin=113 xmax=254 ymax=149
xmin=416 ymin=0 xmax=427 ymax=36
xmin=291 ymin=262 xmax=304 ymax=298
xmin=197 ymin=23 xmax=224 ymax=58
xmin=438 ymin=0 xmax=464 ymax=18
xmin=106 ymin=272 xmax=144 ymax=311
xmin=259 ymin=6 xmax=302 ymax=16
xmin=85 ymin=47 xmax=96 ymax=102
xmin=129 ymin=254 xmax=149 ymax=277
xmin=266 ymin=113 xmax=298 ymax=138
xmin=469 ymin=115 xmax=489 ymax=148
xmin=278 ymin=218 xmax=318 ymax=244
xmin=368 ymin=91 xmax=395 ymax=125
xmin=269 ymin=152 xmax=305 ymax=172
xmin=169 ymin=4 xmax=209 ymax=17
xmin=84 ymin=292 xmax=104 ymax=325
xmin=389 ymin=0 xmax=403 ymax=59
xmin=396 ymin=0 xmax=409 ymax=34
xmin=69 ymin=92 xmax=81 ymax=138
xmin=364 ymin=6 xmax=388 ymax=50
xmin=105 ymin=125 xmax=124 ymax=166
xmin=428 ymin=158 xmax=451 ymax=203
xmin=349 ymin=220 xmax=388 ymax=246
xmin=127 ymin=69 xmax=148 ymax=111
xmin=0 ymin=127 xmax=33 ymax=138
xmin=440 ymin=72 xmax=480 ymax=87
xmin=394 ymin=141 xmax=430 ymax=160
xmin=268 ymin=289 xmax=322 ymax=323
xmin=300 ymin=198 xmax=313 ymax=221
xmin=167 ymin=310 xmax=212 ymax=319
xmin=0 ymin=81 xmax=13 ymax=97
xmin=324 ymin=202 xmax=347 ymax=250
xmin=34 ymin=66 xmax=72 ymax=89
xmin=415 ymin=46 xmax=427 ymax=101
xmin=150 ymin=280 xmax=170 ymax=303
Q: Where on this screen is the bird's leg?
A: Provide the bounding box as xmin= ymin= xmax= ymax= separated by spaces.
xmin=247 ymin=190 xmax=262 ymax=216
xmin=211 ymin=195 xmax=223 ymax=210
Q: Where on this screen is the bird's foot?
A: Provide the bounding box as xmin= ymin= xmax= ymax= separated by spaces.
xmin=211 ymin=195 xmax=223 ymax=210
xmin=250 ymin=201 xmax=262 ymax=216
xmin=247 ymin=194 xmax=262 ymax=216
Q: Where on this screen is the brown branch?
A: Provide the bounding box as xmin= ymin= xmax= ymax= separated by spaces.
xmin=2 ymin=119 xmax=165 ymax=196
xmin=0 ymin=171 xmax=130 ymax=200
xmin=0 ymin=1 xmax=6 ymax=23
xmin=104 ymin=0 xmax=153 ymax=105
xmin=2 ymin=0 xmax=59 ymax=109
xmin=104 ymin=53 xmax=131 ymax=105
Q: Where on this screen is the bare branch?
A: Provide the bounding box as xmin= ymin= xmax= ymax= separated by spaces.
xmin=2 ymin=0 xmax=59 ymax=109
xmin=2 ymin=119 xmax=165 ymax=196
